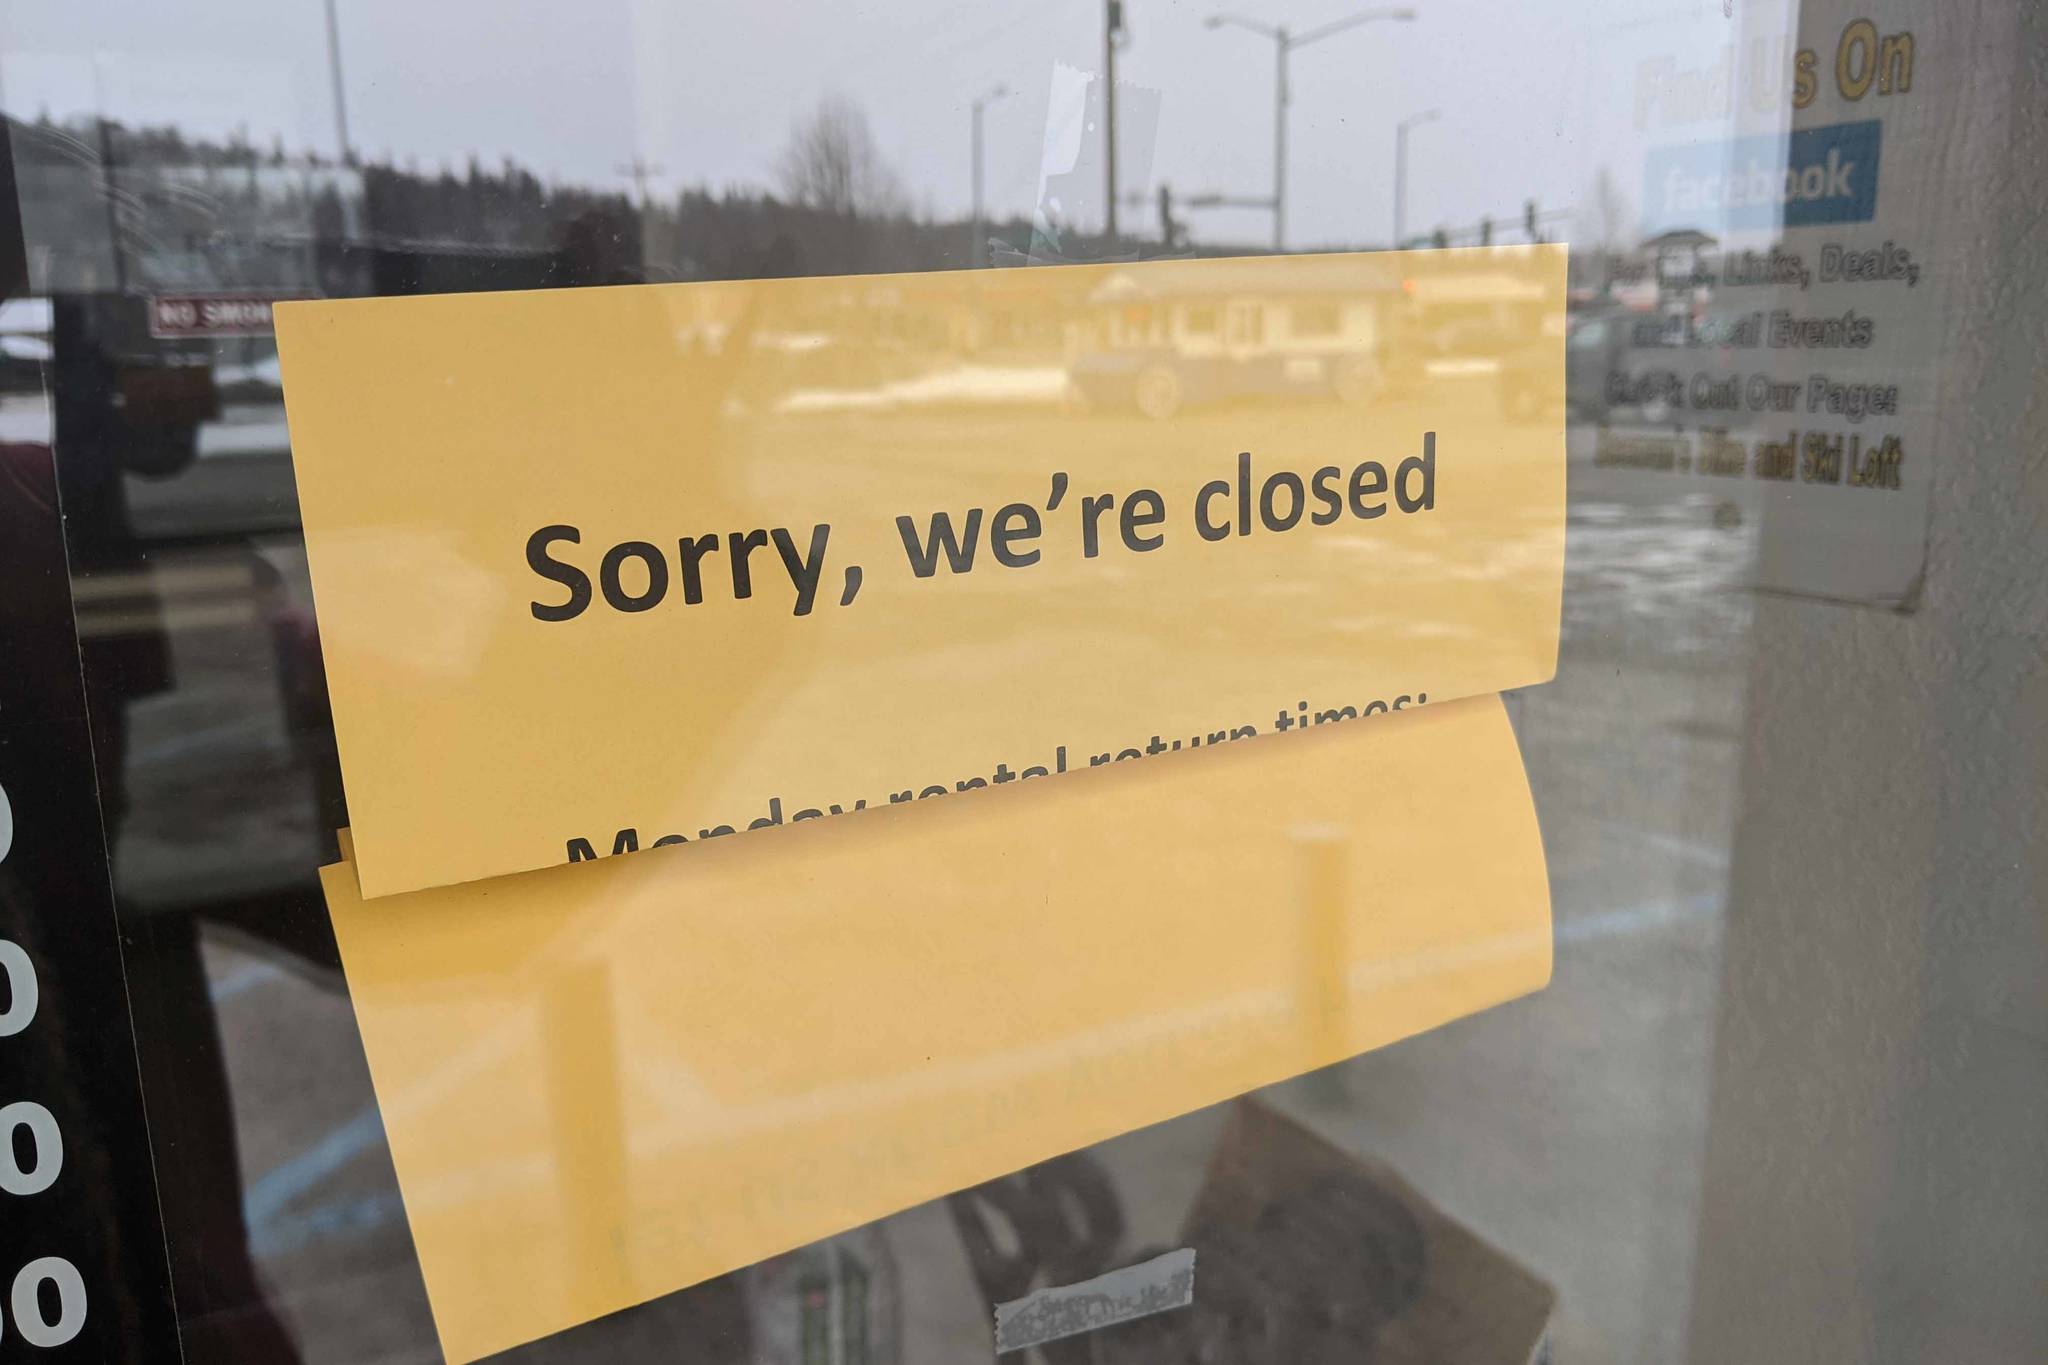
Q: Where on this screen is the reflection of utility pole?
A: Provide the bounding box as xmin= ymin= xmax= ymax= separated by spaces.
xmin=1207 ymin=8 xmax=1416 ymax=252
xmin=971 ymin=84 xmax=1008 ymax=267
xmin=1274 ymin=28 xmax=1287 ymax=250
xmin=87 ymin=59 xmax=126 ymax=292
xmin=95 ymin=117 xmax=126 ymax=293
xmin=1393 ymin=108 xmax=1439 ymax=247
xmin=1104 ymin=0 xmax=1125 ymax=241
xmin=322 ymin=0 xmax=352 ymax=164
xmin=615 ymin=158 xmax=664 ymax=208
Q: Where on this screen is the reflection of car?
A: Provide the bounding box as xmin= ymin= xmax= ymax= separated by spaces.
xmin=1428 ymin=317 xmax=1509 ymax=358
xmin=1501 ymin=303 xmax=1661 ymax=424
xmin=0 ymin=333 xmax=51 ymax=393
xmin=211 ymin=348 xmax=285 ymax=404
xmin=0 ymin=298 xmax=56 ymax=394
xmin=1067 ymin=259 xmax=1401 ymax=419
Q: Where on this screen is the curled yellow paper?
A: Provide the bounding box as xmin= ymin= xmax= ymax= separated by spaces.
xmin=322 ymin=693 xmax=1550 ymax=1362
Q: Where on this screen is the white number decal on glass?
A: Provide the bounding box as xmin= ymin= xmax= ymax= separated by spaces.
xmin=0 ymin=942 xmax=33 ymax=1038
xmin=0 ymin=1102 xmax=61 ymax=1197
xmin=7 ymin=1257 xmax=88 ymax=1347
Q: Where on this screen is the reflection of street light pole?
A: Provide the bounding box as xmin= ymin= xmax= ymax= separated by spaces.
xmin=87 ymin=59 xmax=127 ymax=292
xmin=971 ymin=83 xmax=1008 ymax=267
xmin=1207 ymin=7 xmax=1415 ymax=251
xmin=322 ymin=0 xmax=352 ymax=164
xmin=616 ymin=158 xmax=664 ymax=207
xmin=1394 ymin=107 xmax=1439 ymax=247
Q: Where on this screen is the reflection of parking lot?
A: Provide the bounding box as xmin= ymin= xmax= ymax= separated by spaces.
xmin=125 ymin=402 xmax=303 ymax=539
xmin=110 ymin=542 xmax=329 ymax=910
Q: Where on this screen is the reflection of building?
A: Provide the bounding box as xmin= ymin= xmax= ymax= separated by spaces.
xmin=1643 ymin=227 xmax=1718 ymax=311
xmin=1067 ymin=256 xmax=1403 ymax=418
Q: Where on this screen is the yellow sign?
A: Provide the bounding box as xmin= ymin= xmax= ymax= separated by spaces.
xmin=322 ymin=693 xmax=1550 ymax=1363
xmin=277 ymin=247 xmax=1566 ymax=898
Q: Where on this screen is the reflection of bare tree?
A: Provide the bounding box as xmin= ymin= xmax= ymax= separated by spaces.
xmin=774 ymin=95 xmax=906 ymax=217
xmin=9 ymin=111 xmax=1040 ymax=281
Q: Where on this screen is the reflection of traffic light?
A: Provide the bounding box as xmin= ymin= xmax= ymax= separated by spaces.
xmin=1157 ymin=184 xmax=1184 ymax=250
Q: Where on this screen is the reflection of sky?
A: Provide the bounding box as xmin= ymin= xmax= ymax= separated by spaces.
xmin=0 ymin=0 xmax=1752 ymax=249
xmin=2 ymin=50 xmax=306 ymax=151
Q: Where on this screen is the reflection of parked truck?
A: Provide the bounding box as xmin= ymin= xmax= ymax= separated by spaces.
xmin=1067 ymin=258 xmax=1402 ymax=419
xmin=1499 ymin=304 xmax=1618 ymax=422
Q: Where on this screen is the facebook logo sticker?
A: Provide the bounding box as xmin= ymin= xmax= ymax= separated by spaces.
xmin=1643 ymin=120 xmax=1882 ymax=234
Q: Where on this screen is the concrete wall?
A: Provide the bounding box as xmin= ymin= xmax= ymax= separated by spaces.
xmin=1684 ymin=5 xmax=2047 ymax=1360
